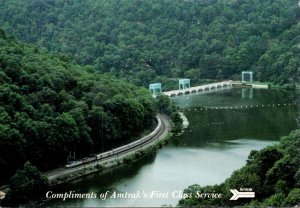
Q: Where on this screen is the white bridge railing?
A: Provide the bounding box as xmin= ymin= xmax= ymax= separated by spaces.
xmin=163 ymin=80 xmax=233 ymax=97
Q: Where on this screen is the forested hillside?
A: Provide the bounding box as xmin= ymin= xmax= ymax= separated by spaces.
xmin=1 ymin=0 xmax=300 ymax=86
xmin=0 ymin=29 xmax=156 ymax=182
xmin=179 ymin=130 xmax=300 ymax=207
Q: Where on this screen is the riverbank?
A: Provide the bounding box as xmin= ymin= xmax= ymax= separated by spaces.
xmin=45 ymin=114 xmax=171 ymax=186
xmin=232 ymin=81 xmax=300 ymax=90
xmin=178 ymin=130 xmax=300 ymax=207
xmin=0 ymin=115 xmax=172 ymax=201
xmin=179 ymin=112 xmax=189 ymax=129
xmin=36 ymin=88 xmax=299 ymax=207
xmin=232 ymin=81 xmax=269 ymax=89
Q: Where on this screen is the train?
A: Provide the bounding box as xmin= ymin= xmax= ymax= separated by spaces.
xmin=65 ymin=116 xmax=163 ymax=168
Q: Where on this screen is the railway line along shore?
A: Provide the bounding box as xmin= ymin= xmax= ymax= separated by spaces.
xmin=44 ymin=114 xmax=171 ymax=186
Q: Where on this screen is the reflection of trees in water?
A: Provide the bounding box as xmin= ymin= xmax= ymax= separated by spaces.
xmin=242 ymin=88 xmax=253 ymax=99
xmin=175 ymin=88 xmax=300 ymax=109
xmin=179 ymin=106 xmax=298 ymax=147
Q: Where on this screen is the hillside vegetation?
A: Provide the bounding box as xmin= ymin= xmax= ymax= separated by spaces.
xmin=1 ymin=0 xmax=300 ymax=86
xmin=179 ymin=130 xmax=300 ymax=207
xmin=0 ymin=29 xmax=157 ymax=181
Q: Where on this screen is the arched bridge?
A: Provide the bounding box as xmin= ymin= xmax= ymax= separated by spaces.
xmin=163 ymin=80 xmax=233 ymax=97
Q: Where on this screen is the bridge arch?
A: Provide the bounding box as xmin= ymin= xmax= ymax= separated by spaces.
xmin=161 ymin=80 xmax=232 ymax=97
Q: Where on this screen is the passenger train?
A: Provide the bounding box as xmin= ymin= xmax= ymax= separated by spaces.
xmin=65 ymin=116 xmax=162 ymax=168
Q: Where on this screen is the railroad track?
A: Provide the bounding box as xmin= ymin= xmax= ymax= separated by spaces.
xmin=46 ymin=114 xmax=169 ymax=181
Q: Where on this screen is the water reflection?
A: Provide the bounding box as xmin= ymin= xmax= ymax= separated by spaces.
xmin=44 ymin=88 xmax=299 ymax=207
xmin=242 ymin=88 xmax=253 ymax=99
xmin=179 ymin=105 xmax=298 ymax=146
xmin=175 ymin=88 xmax=299 ymax=109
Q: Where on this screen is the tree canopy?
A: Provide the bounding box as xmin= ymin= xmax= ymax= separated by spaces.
xmin=8 ymin=161 xmax=49 ymax=203
xmin=178 ymin=130 xmax=300 ymax=207
xmin=0 ymin=29 xmax=157 ymax=182
xmin=0 ymin=0 xmax=299 ymax=86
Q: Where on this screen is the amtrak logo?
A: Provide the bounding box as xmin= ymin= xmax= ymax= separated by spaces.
xmin=230 ymin=188 xmax=255 ymax=200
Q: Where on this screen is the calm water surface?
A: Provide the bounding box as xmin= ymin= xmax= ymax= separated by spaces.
xmin=45 ymin=88 xmax=299 ymax=207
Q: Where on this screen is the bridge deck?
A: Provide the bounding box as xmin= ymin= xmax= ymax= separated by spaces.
xmin=163 ymin=80 xmax=233 ymax=97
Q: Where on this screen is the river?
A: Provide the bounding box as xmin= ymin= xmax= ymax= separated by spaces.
xmin=44 ymin=87 xmax=299 ymax=207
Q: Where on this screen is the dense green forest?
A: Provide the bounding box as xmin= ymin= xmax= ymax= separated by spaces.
xmin=0 ymin=29 xmax=158 ymax=182
xmin=1 ymin=0 xmax=300 ymax=87
xmin=0 ymin=0 xmax=299 ymax=202
xmin=178 ymin=130 xmax=300 ymax=207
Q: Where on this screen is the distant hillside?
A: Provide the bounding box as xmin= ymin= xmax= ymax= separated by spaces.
xmin=1 ymin=0 xmax=299 ymax=86
xmin=0 ymin=29 xmax=156 ymax=181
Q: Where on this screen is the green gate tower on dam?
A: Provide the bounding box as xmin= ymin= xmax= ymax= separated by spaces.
xmin=179 ymin=79 xmax=191 ymax=90
xmin=149 ymin=83 xmax=162 ymax=96
xmin=242 ymin=71 xmax=253 ymax=83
